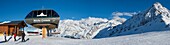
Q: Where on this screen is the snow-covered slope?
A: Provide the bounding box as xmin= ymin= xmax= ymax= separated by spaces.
xmin=57 ymin=17 xmax=123 ymax=39
xmin=1 ymin=30 xmax=170 ymax=45
xmin=95 ymin=2 xmax=170 ymax=38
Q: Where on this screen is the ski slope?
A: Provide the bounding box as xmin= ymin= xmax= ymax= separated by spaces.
xmin=0 ymin=30 xmax=170 ymax=45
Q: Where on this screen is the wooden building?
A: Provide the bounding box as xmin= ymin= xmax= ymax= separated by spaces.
xmin=0 ymin=20 xmax=27 ymax=36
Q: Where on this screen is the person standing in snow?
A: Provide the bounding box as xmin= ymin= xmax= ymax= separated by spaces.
xmin=3 ymin=32 xmax=7 ymax=42
xmin=21 ymin=31 xmax=25 ymax=42
xmin=12 ymin=31 xmax=17 ymax=41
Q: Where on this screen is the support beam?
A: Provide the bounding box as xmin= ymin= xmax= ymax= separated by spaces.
xmin=42 ymin=27 xmax=47 ymax=38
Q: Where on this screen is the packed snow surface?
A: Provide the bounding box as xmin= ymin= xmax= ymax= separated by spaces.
xmin=0 ymin=30 xmax=170 ymax=45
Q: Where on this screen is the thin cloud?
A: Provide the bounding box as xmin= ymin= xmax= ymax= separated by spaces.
xmin=111 ymin=12 xmax=138 ymax=23
xmin=112 ymin=12 xmax=137 ymax=17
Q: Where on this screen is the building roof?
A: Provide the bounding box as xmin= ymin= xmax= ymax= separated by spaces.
xmin=25 ymin=9 xmax=60 ymax=19
xmin=0 ymin=20 xmax=27 ymax=27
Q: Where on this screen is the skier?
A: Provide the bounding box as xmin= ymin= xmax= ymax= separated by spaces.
xmin=21 ymin=31 xmax=25 ymax=42
xmin=13 ymin=31 xmax=17 ymax=41
xmin=3 ymin=32 xmax=7 ymax=42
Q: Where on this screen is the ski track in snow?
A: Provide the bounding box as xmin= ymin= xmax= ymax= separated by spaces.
xmin=0 ymin=30 xmax=170 ymax=45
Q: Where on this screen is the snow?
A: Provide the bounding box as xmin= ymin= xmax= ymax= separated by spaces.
xmin=57 ymin=17 xmax=124 ymax=39
xmin=20 ymin=16 xmax=124 ymax=39
xmin=20 ymin=11 xmax=135 ymax=39
xmin=0 ymin=21 xmax=11 ymax=24
xmin=95 ymin=2 xmax=170 ymax=38
xmin=1 ymin=30 xmax=170 ymax=45
xmin=1 ymin=2 xmax=170 ymax=45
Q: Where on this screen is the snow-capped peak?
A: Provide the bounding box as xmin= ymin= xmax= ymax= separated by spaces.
xmin=142 ymin=2 xmax=170 ymax=20
xmin=148 ymin=2 xmax=169 ymax=14
xmin=153 ymin=2 xmax=163 ymax=9
xmin=95 ymin=2 xmax=170 ymax=38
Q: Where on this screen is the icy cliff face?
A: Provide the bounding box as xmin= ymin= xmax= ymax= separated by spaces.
xmin=95 ymin=2 xmax=170 ymax=38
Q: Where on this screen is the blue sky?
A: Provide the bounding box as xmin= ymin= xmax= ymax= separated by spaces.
xmin=0 ymin=0 xmax=170 ymax=21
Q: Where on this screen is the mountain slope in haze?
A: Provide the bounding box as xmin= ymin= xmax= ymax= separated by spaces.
xmin=95 ymin=2 xmax=170 ymax=38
